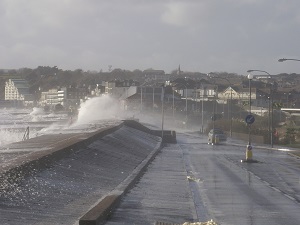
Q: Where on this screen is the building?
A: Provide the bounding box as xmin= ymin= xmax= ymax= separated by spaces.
xmin=39 ymin=86 xmax=89 ymax=110
xmin=4 ymin=79 xmax=34 ymax=106
xmin=143 ymin=69 xmax=169 ymax=82
xmin=5 ymin=79 xmax=30 ymax=101
xmin=105 ymin=80 xmax=139 ymax=99
xmin=40 ymin=89 xmax=59 ymax=107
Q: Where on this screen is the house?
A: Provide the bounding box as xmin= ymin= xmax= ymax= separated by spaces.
xmin=143 ymin=69 xmax=169 ymax=82
xmin=105 ymin=80 xmax=139 ymax=99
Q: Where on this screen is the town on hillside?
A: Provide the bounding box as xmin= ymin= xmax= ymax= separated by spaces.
xmin=1 ymin=66 xmax=300 ymax=146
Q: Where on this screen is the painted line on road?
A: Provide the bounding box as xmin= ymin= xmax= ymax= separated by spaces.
xmin=284 ymin=193 xmax=297 ymax=201
xmin=263 ymin=180 xmax=270 ymax=186
xmin=222 ymin=148 xmax=300 ymax=205
xmin=270 ymin=186 xmax=281 ymax=193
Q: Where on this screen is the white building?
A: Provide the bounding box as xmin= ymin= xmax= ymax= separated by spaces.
xmin=58 ymin=88 xmax=67 ymax=105
xmin=40 ymin=89 xmax=59 ymax=106
xmin=5 ymin=79 xmax=30 ymax=101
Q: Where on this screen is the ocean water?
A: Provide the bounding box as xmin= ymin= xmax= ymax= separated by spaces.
xmin=0 ymin=95 xmax=129 ymax=148
xmin=0 ymin=107 xmax=70 ymax=147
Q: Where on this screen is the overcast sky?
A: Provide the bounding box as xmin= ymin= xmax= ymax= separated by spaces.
xmin=1 ymin=0 xmax=300 ymax=75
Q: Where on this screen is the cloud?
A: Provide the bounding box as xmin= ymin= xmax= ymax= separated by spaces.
xmin=161 ymin=1 xmax=209 ymax=28
xmin=0 ymin=0 xmax=300 ymax=74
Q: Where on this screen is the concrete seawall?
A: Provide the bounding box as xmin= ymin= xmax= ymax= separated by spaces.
xmin=79 ymin=120 xmax=177 ymax=225
xmin=0 ymin=120 xmax=175 ymax=225
xmin=0 ymin=122 xmax=124 ymax=184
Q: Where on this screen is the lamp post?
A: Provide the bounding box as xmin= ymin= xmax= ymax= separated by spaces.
xmin=268 ymin=96 xmax=271 ymax=142
xmin=172 ymin=88 xmax=175 ymax=119
xmin=140 ymin=86 xmax=143 ymax=112
xmin=278 ymin=58 xmax=300 ymax=62
xmin=247 ymin=69 xmax=274 ymax=148
xmin=240 ymin=73 xmax=257 ymax=163
xmin=248 ymin=74 xmax=253 ymax=145
xmin=201 ymin=84 xmax=204 ymax=133
xmin=185 ymin=86 xmax=188 ymax=122
xmin=208 ymin=73 xmax=233 ymax=137
xmin=229 ymin=87 xmax=233 ymax=137
xmin=153 ymin=86 xmax=155 ymax=111
xmin=161 ymin=85 xmax=165 ymax=141
xmin=181 ymin=84 xmax=188 ymax=124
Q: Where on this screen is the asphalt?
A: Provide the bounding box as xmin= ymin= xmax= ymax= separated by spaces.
xmin=1 ymin=120 xmax=299 ymax=225
xmin=104 ymin=143 xmax=197 ymax=225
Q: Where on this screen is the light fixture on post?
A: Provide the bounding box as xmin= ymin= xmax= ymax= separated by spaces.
xmin=247 ymin=73 xmax=253 ymax=144
xmin=140 ymin=86 xmax=143 ymax=112
xmin=172 ymin=87 xmax=175 ymax=119
xmin=241 ymin=72 xmax=257 ymax=163
xmin=246 ymin=69 xmax=274 ymax=148
xmin=181 ymin=82 xmax=188 ymax=126
xmin=161 ymin=84 xmax=165 ymax=142
xmin=278 ymin=58 xmax=300 ymax=62
xmin=201 ymin=84 xmax=205 ymax=133
xmin=207 ymin=72 xmax=233 ymax=137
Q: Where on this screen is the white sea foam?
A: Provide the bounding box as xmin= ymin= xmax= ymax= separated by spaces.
xmin=74 ymin=95 xmax=121 ymax=126
xmin=0 ymin=107 xmax=68 ymax=147
xmin=0 ymin=95 xmax=136 ymax=147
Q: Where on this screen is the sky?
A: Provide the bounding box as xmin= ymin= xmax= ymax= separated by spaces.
xmin=0 ymin=0 xmax=300 ymax=75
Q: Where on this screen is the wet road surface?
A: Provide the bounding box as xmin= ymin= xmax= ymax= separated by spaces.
xmin=105 ymin=132 xmax=300 ymax=225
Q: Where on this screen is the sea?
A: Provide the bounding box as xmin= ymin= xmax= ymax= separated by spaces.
xmin=0 ymin=95 xmax=130 ymax=148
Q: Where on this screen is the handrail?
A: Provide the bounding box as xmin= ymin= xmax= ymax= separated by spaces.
xmin=22 ymin=126 xmax=29 ymax=141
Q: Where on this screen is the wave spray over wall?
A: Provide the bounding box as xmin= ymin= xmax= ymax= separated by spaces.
xmin=74 ymin=95 xmax=121 ymax=126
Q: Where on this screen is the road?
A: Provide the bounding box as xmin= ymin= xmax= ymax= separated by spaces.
xmin=105 ymin=132 xmax=300 ymax=225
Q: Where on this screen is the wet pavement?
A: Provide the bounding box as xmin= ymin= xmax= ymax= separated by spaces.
xmin=1 ymin=122 xmax=300 ymax=225
xmin=104 ymin=143 xmax=197 ymax=225
xmin=105 ymin=132 xmax=300 ymax=225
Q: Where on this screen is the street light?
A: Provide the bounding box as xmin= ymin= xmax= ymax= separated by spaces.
xmin=240 ymin=73 xmax=256 ymax=163
xmin=172 ymin=87 xmax=175 ymax=119
xmin=200 ymin=84 xmax=205 ymax=133
xmin=140 ymin=86 xmax=143 ymax=111
xmin=161 ymin=84 xmax=165 ymax=141
xmin=278 ymin=58 xmax=300 ymax=62
xmin=181 ymin=84 xmax=188 ymax=124
xmin=247 ymin=69 xmax=274 ymax=148
xmin=247 ymin=69 xmax=271 ymax=77
xmin=247 ymin=73 xmax=253 ymax=144
xmin=208 ymin=73 xmax=233 ymax=137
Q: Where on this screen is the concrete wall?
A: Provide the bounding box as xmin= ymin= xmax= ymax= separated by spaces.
xmin=123 ymin=120 xmax=177 ymax=143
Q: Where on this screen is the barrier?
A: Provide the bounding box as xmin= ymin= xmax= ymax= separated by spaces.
xmin=123 ymin=120 xmax=177 ymax=143
xmin=246 ymin=144 xmax=253 ymax=161
xmin=79 ymin=195 xmax=121 ymax=225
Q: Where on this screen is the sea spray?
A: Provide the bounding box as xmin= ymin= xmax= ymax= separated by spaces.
xmin=74 ymin=95 xmax=121 ymax=125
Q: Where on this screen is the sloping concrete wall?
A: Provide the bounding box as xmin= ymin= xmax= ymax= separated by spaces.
xmin=0 ymin=123 xmax=162 ymax=225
